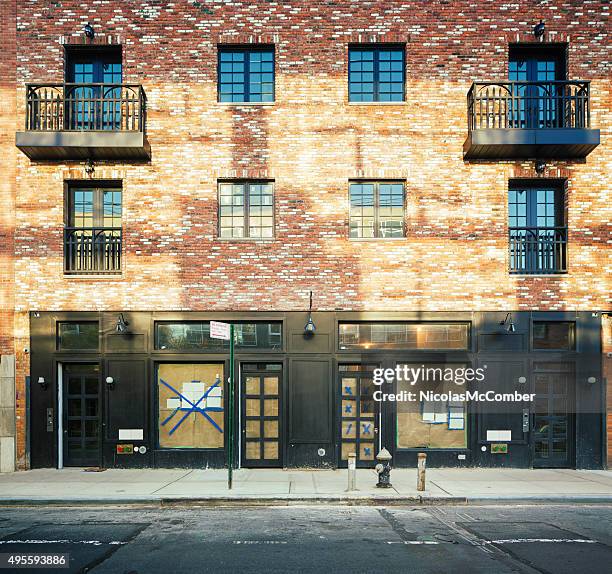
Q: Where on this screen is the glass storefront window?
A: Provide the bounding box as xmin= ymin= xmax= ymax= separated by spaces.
xmin=339 ymin=323 xmax=469 ymax=350
xmin=158 ymin=363 xmax=224 ymax=449
xmin=396 ymin=363 xmax=467 ymax=449
xmin=532 ymin=322 xmax=575 ymax=351
xmin=155 ymin=322 xmax=282 ymax=351
xmin=57 ymin=322 xmax=99 ymax=350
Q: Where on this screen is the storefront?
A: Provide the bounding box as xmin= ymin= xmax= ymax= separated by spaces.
xmin=28 ymin=311 xmax=605 ymax=470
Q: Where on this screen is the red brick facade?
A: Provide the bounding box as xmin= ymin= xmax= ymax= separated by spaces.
xmin=2 ymin=1 xmax=610 ymax=469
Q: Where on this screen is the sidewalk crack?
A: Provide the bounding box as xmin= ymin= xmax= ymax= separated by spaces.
xmin=150 ymin=470 xmax=194 ymax=494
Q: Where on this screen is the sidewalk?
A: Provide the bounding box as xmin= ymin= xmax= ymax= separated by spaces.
xmin=0 ymin=467 xmax=610 ymax=506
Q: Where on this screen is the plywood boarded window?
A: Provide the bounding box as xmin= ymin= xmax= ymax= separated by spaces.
xmin=158 ymin=363 xmax=224 ymax=449
xmin=396 ymin=363 xmax=467 ymax=449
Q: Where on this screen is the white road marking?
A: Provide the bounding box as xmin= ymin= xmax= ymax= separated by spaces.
xmin=0 ymin=539 xmax=127 ymax=546
xmin=386 ymin=541 xmax=440 ymax=545
xmin=232 ymin=540 xmax=287 ymax=544
xmin=489 ymin=538 xmax=597 ymax=544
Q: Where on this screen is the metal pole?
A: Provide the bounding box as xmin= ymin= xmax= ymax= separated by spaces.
xmin=228 ymin=324 xmax=235 ymax=490
xmin=417 ymin=452 xmax=427 ymax=492
xmin=347 ymin=452 xmax=357 ymax=491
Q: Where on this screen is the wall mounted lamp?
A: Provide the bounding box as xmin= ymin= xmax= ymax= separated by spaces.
xmin=37 ymin=376 xmax=47 ymax=390
xmin=518 ymin=376 xmax=527 ymax=384
xmin=84 ymin=23 xmax=95 ymax=39
xmin=116 ymin=313 xmax=129 ymax=334
xmin=500 ymin=312 xmax=516 ymax=333
xmin=304 ymin=291 xmax=316 ymax=337
xmin=534 ymin=19 xmax=545 ymax=38
xmin=587 ymin=376 xmax=597 ymax=384
xmin=105 ymin=376 xmax=115 ymax=388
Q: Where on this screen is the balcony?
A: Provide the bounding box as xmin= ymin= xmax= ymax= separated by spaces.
xmin=509 ymin=227 xmax=567 ymax=275
xmin=16 ymin=84 xmax=150 ymax=160
xmin=64 ymin=227 xmax=122 ymax=275
xmin=464 ymin=81 xmax=599 ymax=160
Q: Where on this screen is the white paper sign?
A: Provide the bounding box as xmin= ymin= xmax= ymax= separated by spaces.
xmin=119 ymin=429 xmax=144 ymax=440
xmin=210 ymin=321 xmax=231 ymax=340
xmin=486 ymin=430 xmax=512 ymax=442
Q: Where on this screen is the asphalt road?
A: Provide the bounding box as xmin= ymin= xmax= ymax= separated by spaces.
xmin=0 ymin=505 xmax=610 ymax=573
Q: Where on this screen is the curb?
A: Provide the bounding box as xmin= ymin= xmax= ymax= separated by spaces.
xmin=0 ymin=495 xmax=611 ymax=507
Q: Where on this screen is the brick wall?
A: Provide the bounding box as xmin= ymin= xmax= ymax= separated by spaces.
xmin=4 ymin=0 xmax=611 ymax=468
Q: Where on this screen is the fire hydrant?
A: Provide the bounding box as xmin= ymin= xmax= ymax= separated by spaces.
xmin=375 ymin=447 xmax=393 ymax=488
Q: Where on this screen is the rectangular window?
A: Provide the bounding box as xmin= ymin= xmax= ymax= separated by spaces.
xmin=65 ymin=183 xmax=122 ymax=274
xmin=508 ymin=183 xmax=566 ymax=274
xmin=57 ymin=322 xmax=99 ymax=350
xmin=219 ymin=181 xmax=274 ymax=239
xmin=396 ymin=363 xmax=468 ymax=449
xmin=533 ymin=322 xmax=576 ymax=351
xmin=349 ymin=181 xmax=404 ymax=238
xmin=158 ymin=363 xmax=225 ymax=449
xmin=339 ymin=323 xmax=470 ymax=350
xmin=156 ymin=322 xmax=283 ymax=351
xmin=218 ymin=47 xmax=274 ymax=103
xmin=349 ymin=46 xmax=405 ymax=102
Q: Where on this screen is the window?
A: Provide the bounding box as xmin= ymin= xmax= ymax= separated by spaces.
xmin=156 ymin=322 xmax=283 ymax=351
xmin=65 ymin=183 xmax=122 ymax=274
xmin=219 ymin=181 xmax=274 ymax=239
xmin=218 ymin=47 xmax=274 ymax=102
xmin=65 ymin=46 xmax=123 ymax=130
xmin=508 ymin=45 xmax=566 ymax=129
xmin=533 ymin=322 xmax=576 ymax=351
xmin=158 ymin=363 xmax=225 ymax=449
xmin=508 ymin=183 xmax=566 ymax=274
xmin=349 ymin=46 xmax=404 ymax=102
xmin=349 ymin=182 xmax=404 ymax=238
xmin=57 ymin=322 xmax=99 ymax=350
xmin=396 ymin=363 xmax=467 ymax=449
xmin=338 ymin=323 xmax=470 ymax=350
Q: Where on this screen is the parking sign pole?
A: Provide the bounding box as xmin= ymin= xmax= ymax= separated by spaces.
xmin=228 ymin=323 xmax=235 ymax=490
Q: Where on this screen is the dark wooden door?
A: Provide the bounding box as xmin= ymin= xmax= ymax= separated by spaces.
xmin=532 ymin=367 xmax=574 ymax=468
xmin=63 ymin=364 xmax=101 ymax=467
xmin=338 ymin=364 xmax=379 ymax=468
xmin=241 ymin=364 xmax=283 ymax=467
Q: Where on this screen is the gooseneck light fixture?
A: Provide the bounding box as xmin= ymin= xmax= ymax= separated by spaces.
xmin=499 ymin=312 xmax=516 ymax=333
xmin=116 ymin=313 xmax=129 ymax=334
xmin=84 ymin=23 xmax=95 ymax=39
xmin=534 ymin=20 xmax=545 ymax=38
xmin=304 ymin=291 xmax=316 ymax=337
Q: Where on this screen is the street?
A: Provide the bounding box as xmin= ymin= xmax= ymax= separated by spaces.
xmin=0 ymin=505 xmax=610 ymax=573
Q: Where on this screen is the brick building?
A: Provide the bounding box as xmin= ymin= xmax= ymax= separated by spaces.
xmin=0 ymin=0 xmax=609 ymax=472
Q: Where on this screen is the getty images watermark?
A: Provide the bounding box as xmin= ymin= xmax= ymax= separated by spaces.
xmin=372 ymin=365 xmax=536 ymax=403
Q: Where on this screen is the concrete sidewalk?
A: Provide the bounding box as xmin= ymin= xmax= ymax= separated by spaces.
xmin=0 ymin=467 xmax=610 ymax=505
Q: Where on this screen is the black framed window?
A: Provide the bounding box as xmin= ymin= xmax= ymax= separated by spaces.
xmin=508 ymin=182 xmax=566 ymax=274
xmin=57 ymin=322 xmax=99 ymax=350
xmin=155 ymin=322 xmax=283 ymax=351
xmin=533 ymin=322 xmax=576 ymax=351
xmin=65 ymin=183 xmax=122 ymax=274
xmin=349 ymin=46 xmax=404 ymax=102
xmin=219 ymin=181 xmax=274 ymax=239
xmin=218 ymin=47 xmax=274 ymax=103
xmin=349 ymin=181 xmax=404 ymax=238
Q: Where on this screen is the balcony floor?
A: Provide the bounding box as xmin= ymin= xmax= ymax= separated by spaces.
xmin=15 ymin=130 xmax=151 ymax=160
xmin=463 ymin=128 xmax=600 ymax=160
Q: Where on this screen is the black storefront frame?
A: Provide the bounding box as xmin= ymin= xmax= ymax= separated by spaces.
xmin=28 ymin=311 xmax=605 ymax=471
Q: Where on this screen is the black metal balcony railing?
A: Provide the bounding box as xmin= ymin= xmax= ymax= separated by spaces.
xmin=467 ymin=81 xmax=590 ymax=131
xmin=64 ymin=227 xmax=122 ymax=274
xmin=509 ymin=227 xmax=567 ymax=274
xmin=25 ymin=83 xmax=146 ymax=132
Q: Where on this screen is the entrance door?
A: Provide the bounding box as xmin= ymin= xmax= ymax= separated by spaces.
xmin=63 ymin=363 xmax=101 ymax=467
xmin=508 ymin=46 xmax=566 ymax=129
xmin=338 ymin=364 xmax=379 ymax=468
xmin=532 ymin=365 xmax=575 ymax=468
xmin=241 ymin=364 xmax=283 ymax=467
xmin=65 ymin=47 xmax=123 ymax=130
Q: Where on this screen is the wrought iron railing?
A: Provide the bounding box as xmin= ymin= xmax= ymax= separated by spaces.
xmin=467 ymin=81 xmax=591 ymax=131
xmin=509 ymin=226 xmax=567 ymax=274
xmin=64 ymin=227 xmax=122 ymax=274
xmin=25 ymin=84 xmax=146 ymax=132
